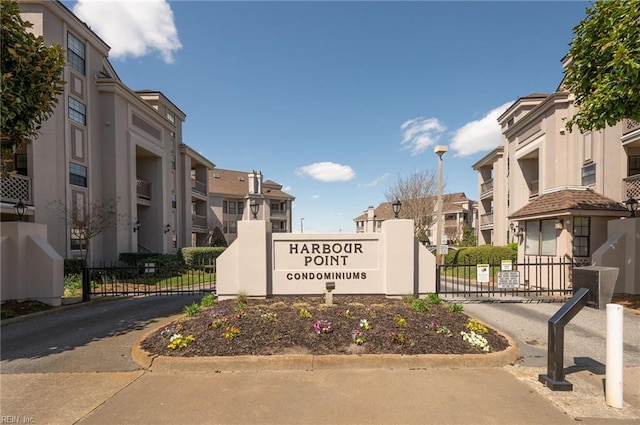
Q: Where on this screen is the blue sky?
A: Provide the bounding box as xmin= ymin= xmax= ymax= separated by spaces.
xmin=64 ymin=0 xmax=589 ymax=233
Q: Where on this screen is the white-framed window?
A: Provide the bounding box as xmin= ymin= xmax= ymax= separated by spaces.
xmin=229 ymin=201 xmax=236 ymax=215
xmin=525 ymin=220 xmax=556 ymax=256
xmin=67 ymin=32 xmax=85 ymax=75
xmin=68 ymin=97 xmax=86 ymax=125
xmin=70 ymin=227 xmax=86 ymax=251
xmin=228 ymin=221 xmax=237 ymax=234
xmin=238 ymin=201 xmax=244 ymax=215
xmin=582 ymin=163 xmax=596 ymax=186
xmin=69 ymin=162 xmax=87 ymax=187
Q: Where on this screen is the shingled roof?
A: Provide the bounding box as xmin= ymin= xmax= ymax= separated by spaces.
xmin=353 ymin=192 xmax=470 ymax=221
xmin=208 ymin=169 xmax=294 ymax=199
xmin=509 ymin=187 xmax=627 ymax=219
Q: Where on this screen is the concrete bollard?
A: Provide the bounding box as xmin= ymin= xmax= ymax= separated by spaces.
xmin=606 ymin=303 xmax=624 ymax=409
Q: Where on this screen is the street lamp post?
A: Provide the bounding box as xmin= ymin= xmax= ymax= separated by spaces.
xmin=625 ymin=197 xmax=638 ymax=217
xmin=434 ymin=145 xmax=448 ymax=265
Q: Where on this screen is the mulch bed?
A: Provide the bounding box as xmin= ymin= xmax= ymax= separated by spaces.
xmin=140 ymin=295 xmax=510 ymax=357
xmin=0 ymin=299 xmax=54 ymax=320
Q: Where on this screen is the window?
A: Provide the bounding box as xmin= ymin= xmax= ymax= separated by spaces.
xmin=573 ymin=217 xmax=590 ymax=257
xmin=69 ymin=163 xmax=87 ymax=187
xmin=223 ymin=201 xmax=227 ymax=214
xmin=67 ymin=32 xmax=85 ymax=75
xmin=582 ymin=163 xmax=596 ymax=186
xmin=629 ymin=155 xmax=640 ymax=177
xmin=171 ymin=194 xmax=177 ymax=209
xmin=229 ymin=201 xmax=236 ymax=215
xmin=525 ymin=220 xmax=556 ymax=256
xmin=14 ymin=154 xmax=28 ymax=176
xmin=583 ymin=133 xmax=593 ymax=162
xmin=70 ymin=228 xmax=86 ymax=251
xmin=68 ymin=97 xmax=86 ymax=125
xmin=238 ymin=202 xmax=244 ymax=215
xmin=228 ymin=221 xmax=237 ymax=234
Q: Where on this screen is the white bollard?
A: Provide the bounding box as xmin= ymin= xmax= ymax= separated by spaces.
xmin=606 ymin=303 xmax=624 ymax=409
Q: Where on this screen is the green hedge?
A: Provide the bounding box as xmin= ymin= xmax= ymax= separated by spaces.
xmin=119 ymin=252 xmax=162 ymax=266
xmin=445 ymin=244 xmax=517 ymax=265
xmin=64 ymin=258 xmax=86 ymax=276
xmin=180 ymin=247 xmax=226 ymax=267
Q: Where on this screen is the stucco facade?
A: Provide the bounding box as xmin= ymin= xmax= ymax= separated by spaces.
xmin=1 ymin=0 xmax=214 ymax=264
xmin=473 ymin=87 xmax=639 ymax=263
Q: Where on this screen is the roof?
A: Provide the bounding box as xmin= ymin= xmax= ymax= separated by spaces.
xmin=509 ymin=187 xmax=627 ymax=219
xmin=353 ymin=192 xmax=472 ymax=221
xmin=208 ymin=169 xmax=294 ymax=199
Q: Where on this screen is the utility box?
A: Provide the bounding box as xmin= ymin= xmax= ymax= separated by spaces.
xmin=573 ymin=266 xmax=619 ymax=310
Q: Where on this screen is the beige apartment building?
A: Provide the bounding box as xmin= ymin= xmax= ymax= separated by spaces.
xmin=1 ymin=0 xmax=214 ymax=264
xmin=208 ymin=169 xmax=295 ymax=245
xmin=354 ymin=193 xmax=477 ymax=245
xmin=473 ymin=84 xmax=638 ymax=262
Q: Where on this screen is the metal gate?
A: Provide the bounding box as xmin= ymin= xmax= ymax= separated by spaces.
xmin=82 ymin=262 xmax=216 ymax=300
xmin=435 ymin=256 xmax=574 ymax=301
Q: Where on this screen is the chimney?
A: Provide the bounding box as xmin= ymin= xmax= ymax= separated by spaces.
xmin=257 ymin=170 xmax=263 ymax=194
xmin=248 ymin=170 xmax=257 ymax=194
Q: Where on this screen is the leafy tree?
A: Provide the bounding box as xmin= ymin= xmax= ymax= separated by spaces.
xmin=564 ymin=0 xmax=640 ymax=132
xmin=458 ymin=224 xmax=477 ymax=247
xmin=49 ymin=198 xmax=128 ymax=263
xmin=1 ymin=0 xmax=65 ymax=164
xmin=385 ymin=170 xmax=439 ymax=238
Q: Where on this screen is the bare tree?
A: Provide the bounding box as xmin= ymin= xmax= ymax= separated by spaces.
xmin=49 ymin=197 xmax=128 ymax=262
xmin=384 ymin=170 xmax=441 ymax=241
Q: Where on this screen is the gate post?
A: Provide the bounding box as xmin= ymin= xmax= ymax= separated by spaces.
xmin=82 ymin=267 xmax=91 ymax=302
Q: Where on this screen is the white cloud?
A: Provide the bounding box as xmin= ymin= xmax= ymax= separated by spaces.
xmin=311 ymin=194 xmax=320 ymax=199
xmin=296 ymin=162 xmax=356 ymax=182
xmin=73 ymin=0 xmax=182 ymax=64
xmin=282 ymin=185 xmax=292 ymax=192
xmin=450 ymin=101 xmax=513 ymax=157
xmin=359 ymin=172 xmax=389 ymax=188
xmin=400 ymin=117 xmax=446 ymax=156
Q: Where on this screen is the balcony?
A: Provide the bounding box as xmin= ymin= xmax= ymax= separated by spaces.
xmin=136 ymin=178 xmax=151 ymax=201
xmin=624 ymin=174 xmax=640 ymax=199
xmin=191 ymin=179 xmax=207 ymax=197
xmin=479 ymin=212 xmax=494 ymax=229
xmin=192 ymin=214 xmax=207 ymax=231
xmin=1 ymin=174 xmax=32 ymax=204
xmin=623 ymin=119 xmax=640 ymax=136
xmin=479 ymin=178 xmax=494 ymax=199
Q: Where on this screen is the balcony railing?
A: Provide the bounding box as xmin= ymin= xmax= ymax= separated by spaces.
xmin=1 ymin=173 xmax=32 ymax=204
xmin=136 ymin=178 xmax=151 ymax=200
xmin=192 ymin=179 xmax=207 ymax=196
xmin=192 ymin=214 xmax=207 ymax=229
xmin=480 ymin=178 xmax=494 ymax=197
xmin=480 ymin=212 xmax=494 ymax=227
xmin=624 ymin=174 xmax=640 ymax=199
xmin=623 ymin=119 xmax=640 ymax=136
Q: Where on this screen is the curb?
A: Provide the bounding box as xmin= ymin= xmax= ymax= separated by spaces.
xmin=132 ymin=320 xmax=521 ymax=372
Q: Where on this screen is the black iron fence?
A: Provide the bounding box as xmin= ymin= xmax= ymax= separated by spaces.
xmin=436 ymin=256 xmax=574 ymax=300
xmin=82 ymin=261 xmax=216 ymax=300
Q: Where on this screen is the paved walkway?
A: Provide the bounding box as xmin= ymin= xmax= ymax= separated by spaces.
xmin=1 ymin=298 xmax=639 ymax=425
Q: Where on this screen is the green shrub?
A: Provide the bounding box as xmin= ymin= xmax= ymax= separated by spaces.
xmin=426 ymin=293 xmax=443 ymax=305
xmin=200 ymin=294 xmax=217 ymax=308
xmin=411 ymin=298 xmax=431 ymax=312
xmin=448 ymin=303 xmax=464 ymax=313
xmin=180 ymin=247 xmax=226 ymax=268
xmin=119 ymin=252 xmax=161 ymax=266
xmin=64 ymin=258 xmax=86 ymax=276
xmin=183 ymin=302 xmax=201 ymax=317
xmin=445 ymin=245 xmax=517 ymax=265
